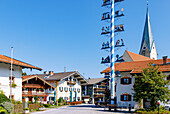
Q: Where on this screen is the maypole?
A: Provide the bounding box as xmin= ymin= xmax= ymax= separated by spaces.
xmin=110 ymin=0 xmax=115 ymax=105
xmin=101 ymin=0 xmax=125 ymax=110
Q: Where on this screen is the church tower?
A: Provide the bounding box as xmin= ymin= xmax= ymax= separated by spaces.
xmin=139 ymin=1 xmax=157 ymax=60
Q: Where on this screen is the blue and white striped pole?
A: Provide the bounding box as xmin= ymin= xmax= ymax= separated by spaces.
xmin=110 ymin=0 xmax=115 ymax=105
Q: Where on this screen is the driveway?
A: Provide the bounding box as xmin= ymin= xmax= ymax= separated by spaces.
xmin=31 ymin=104 xmax=134 ymax=114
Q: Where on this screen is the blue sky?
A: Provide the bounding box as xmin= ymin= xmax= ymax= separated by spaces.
xmin=0 ymin=0 xmax=169 ymax=78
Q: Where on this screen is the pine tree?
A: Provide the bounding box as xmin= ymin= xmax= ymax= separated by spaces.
xmin=133 ymin=63 xmax=170 ymax=110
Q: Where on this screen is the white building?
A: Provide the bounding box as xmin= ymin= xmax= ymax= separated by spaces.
xmin=0 ymin=54 xmax=41 ymax=101
xmin=36 ymin=71 xmax=87 ymax=102
xmin=101 ymin=53 xmax=170 ymax=108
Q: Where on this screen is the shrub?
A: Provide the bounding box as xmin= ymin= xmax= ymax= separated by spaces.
xmin=12 ymin=84 xmax=17 ymax=87
xmin=58 ymin=103 xmax=60 ymax=106
xmin=34 ymin=95 xmax=39 ymax=103
xmin=0 ymin=106 xmax=8 ymax=114
xmin=58 ymin=98 xmax=64 ymax=103
xmin=24 ymin=108 xmax=29 ymax=110
xmin=28 ymin=101 xmax=32 ymax=104
xmin=0 ymin=102 xmax=14 ymax=113
xmin=0 ymin=94 xmax=11 ymax=104
xmin=43 ymin=104 xmax=51 ymax=107
xmin=0 ymin=91 xmax=4 ymax=95
xmin=16 ymin=101 xmax=22 ymax=104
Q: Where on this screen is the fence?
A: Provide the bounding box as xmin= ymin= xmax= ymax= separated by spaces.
xmin=29 ymin=103 xmax=40 ymax=110
xmin=12 ymin=104 xmax=23 ymax=114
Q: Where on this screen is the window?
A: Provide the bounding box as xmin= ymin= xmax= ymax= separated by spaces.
xmin=78 ymin=97 xmax=80 ymax=101
xmin=167 ymin=75 xmax=170 ymax=80
xmin=73 ymin=88 xmax=76 ymax=92
xmin=9 ymin=95 xmax=14 ymax=100
xmin=49 ymin=97 xmax=54 ymax=101
xmin=9 ymin=76 xmax=15 ymax=85
xmin=121 ymin=94 xmax=131 ymax=101
xmin=64 ymin=87 xmax=68 ymax=92
xmin=143 ymin=47 xmax=146 ymax=50
xmin=121 ymin=77 xmax=131 ymax=84
xmin=59 ymin=87 xmax=63 ymax=92
xmin=77 ymin=88 xmax=80 ymax=92
xmin=73 ymin=79 xmax=76 ymax=82
xmin=69 ymin=88 xmax=72 ymax=92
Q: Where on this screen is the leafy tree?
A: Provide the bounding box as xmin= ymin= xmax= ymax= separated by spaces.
xmin=58 ymin=98 xmax=64 ymax=103
xmin=0 ymin=94 xmax=11 ymax=103
xmin=133 ymin=63 xmax=170 ymax=110
xmin=34 ymin=95 xmax=39 ymax=103
xmin=22 ymin=72 xmax=27 ymax=76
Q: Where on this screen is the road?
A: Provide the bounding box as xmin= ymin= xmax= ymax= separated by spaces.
xmin=31 ymin=104 xmax=134 ymax=114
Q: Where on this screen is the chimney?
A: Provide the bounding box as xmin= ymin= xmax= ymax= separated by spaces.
xmin=49 ymin=71 xmax=54 ymax=75
xmin=163 ymin=56 xmax=168 ymax=65
xmin=44 ymin=71 xmax=47 ymax=75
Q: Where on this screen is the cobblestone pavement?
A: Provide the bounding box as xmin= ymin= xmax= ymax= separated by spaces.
xmin=31 ymin=104 xmax=134 ymax=114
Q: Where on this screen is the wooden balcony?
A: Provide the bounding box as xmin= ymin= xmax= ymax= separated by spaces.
xmin=67 ymin=81 xmax=76 ymax=85
xmin=22 ymin=84 xmax=44 ymax=89
xmin=94 ymin=88 xmax=106 ymax=92
xmin=94 ymin=94 xmax=105 ymax=98
xmin=100 ymin=82 xmax=107 ymax=85
xmin=22 ymin=92 xmax=48 ymax=97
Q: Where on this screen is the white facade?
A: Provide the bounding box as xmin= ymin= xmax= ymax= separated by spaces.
xmin=46 ymin=74 xmax=83 ymax=102
xmin=116 ymin=72 xmax=136 ymax=108
xmin=0 ymin=63 xmax=22 ymax=101
xmin=57 ymin=77 xmax=82 ymax=101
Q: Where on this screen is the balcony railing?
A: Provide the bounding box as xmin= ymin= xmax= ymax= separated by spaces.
xmin=67 ymin=81 xmax=76 ymax=85
xmin=94 ymin=94 xmax=105 ymax=98
xmin=22 ymin=84 xmax=44 ymax=88
xmin=22 ymin=92 xmax=48 ymax=96
xmin=94 ymin=88 xmax=106 ymax=92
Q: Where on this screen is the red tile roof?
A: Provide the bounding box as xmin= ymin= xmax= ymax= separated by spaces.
xmin=125 ymin=50 xmax=152 ymax=61
xmin=0 ymin=54 xmax=42 ymax=70
xmin=101 ymin=58 xmax=170 ymax=74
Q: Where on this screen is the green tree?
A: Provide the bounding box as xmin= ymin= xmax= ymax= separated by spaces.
xmin=0 ymin=94 xmax=11 ymax=103
xmin=133 ymin=63 xmax=170 ymax=110
xmin=34 ymin=95 xmax=39 ymax=103
xmin=22 ymin=72 xmax=27 ymax=76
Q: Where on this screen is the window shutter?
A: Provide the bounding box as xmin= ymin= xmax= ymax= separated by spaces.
xmin=121 ymin=78 xmax=124 ymax=84
xmin=129 ymin=78 xmax=132 ymax=84
xmin=121 ymin=95 xmax=124 ymax=101
xmin=129 ymin=95 xmax=131 ymax=101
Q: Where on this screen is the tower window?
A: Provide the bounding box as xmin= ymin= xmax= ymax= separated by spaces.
xmin=143 ymin=47 xmax=146 ymax=50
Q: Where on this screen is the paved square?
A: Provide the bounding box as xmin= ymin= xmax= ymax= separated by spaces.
xmin=31 ymin=104 xmax=133 ymax=114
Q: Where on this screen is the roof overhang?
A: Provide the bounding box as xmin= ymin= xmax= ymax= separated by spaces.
xmin=22 ymin=76 xmax=55 ymax=88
